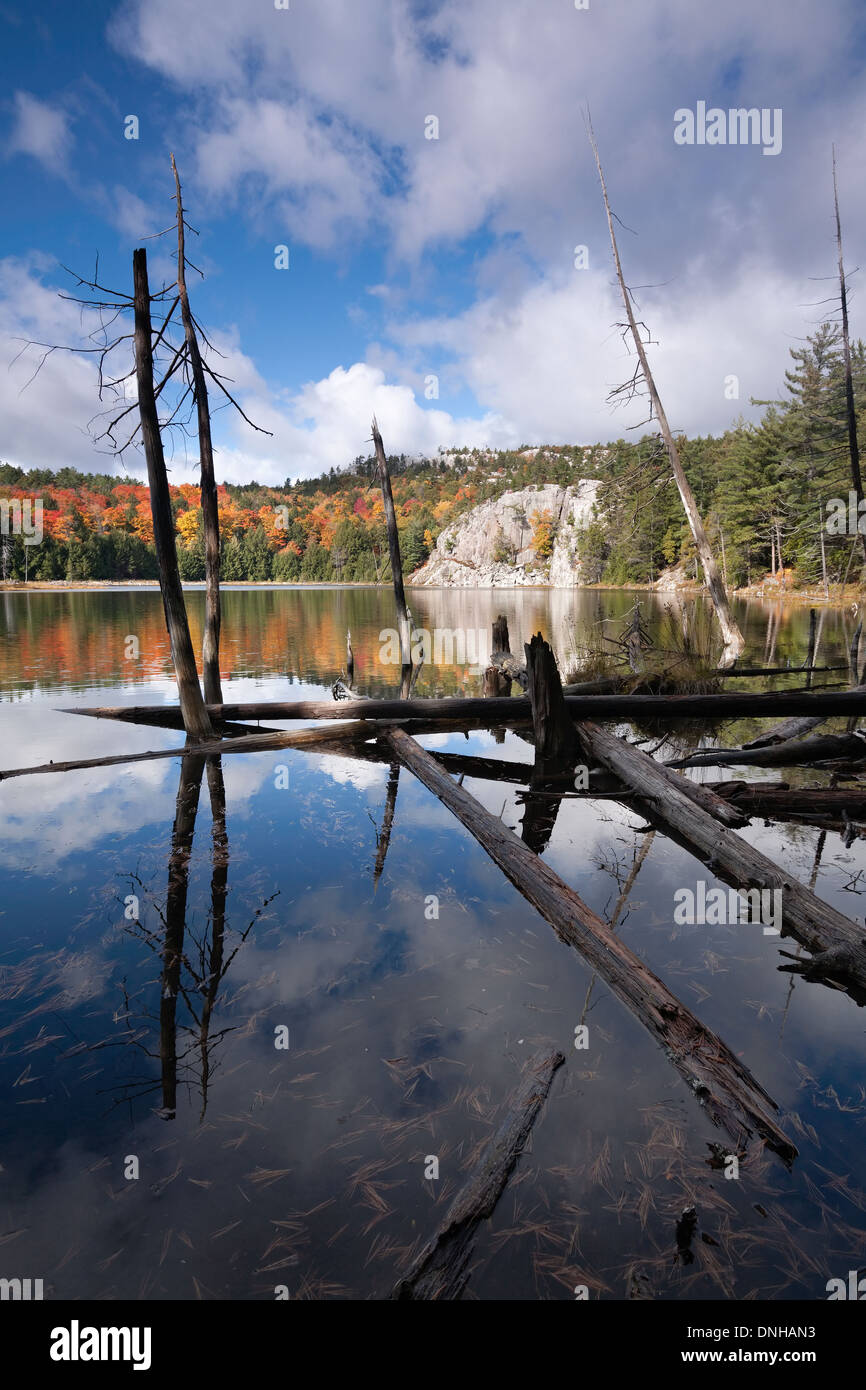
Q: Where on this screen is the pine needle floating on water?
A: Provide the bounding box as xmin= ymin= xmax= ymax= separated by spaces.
xmin=244 ymin=1167 xmax=292 ymax=1188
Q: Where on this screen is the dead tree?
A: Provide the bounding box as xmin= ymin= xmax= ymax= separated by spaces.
xmin=171 ymin=154 xmax=223 ymax=703
xmin=372 ymin=417 xmax=412 ymax=671
xmin=586 ymin=115 xmax=744 ymax=662
xmin=133 ymin=248 xmax=214 ymax=742
xmin=833 ymin=146 xmax=866 ymax=568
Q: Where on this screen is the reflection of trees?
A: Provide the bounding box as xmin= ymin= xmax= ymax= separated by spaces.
xmin=114 ymin=753 xmax=274 ymax=1120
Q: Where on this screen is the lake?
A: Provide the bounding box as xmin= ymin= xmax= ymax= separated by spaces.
xmin=1 ymin=585 xmax=865 ymax=1301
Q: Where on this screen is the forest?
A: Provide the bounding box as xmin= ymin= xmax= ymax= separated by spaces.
xmin=1 ymin=322 xmax=863 ymax=591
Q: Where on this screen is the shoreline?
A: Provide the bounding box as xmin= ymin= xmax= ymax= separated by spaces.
xmin=1 ymin=578 xmax=863 ymax=602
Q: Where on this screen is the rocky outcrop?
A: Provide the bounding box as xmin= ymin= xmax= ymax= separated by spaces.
xmin=409 ymin=482 xmax=601 ymax=588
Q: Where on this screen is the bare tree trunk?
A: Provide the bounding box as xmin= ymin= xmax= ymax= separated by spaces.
xmin=819 ymin=510 xmax=829 ymax=599
xmin=587 ymin=119 xmax=744 ymax=662
xmin=371 ymin=416 xmax=412 ymax=668
xmin=833 ymin=146 xmax=866 ymax=568
xmin=171 ymin=154 xmax=223 ymax=704
xmin=133 ymin=247 xmax=213 ymax=742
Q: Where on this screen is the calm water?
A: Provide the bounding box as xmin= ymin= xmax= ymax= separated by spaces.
xmin=1 ymin=585 xmax=865 ymax=1301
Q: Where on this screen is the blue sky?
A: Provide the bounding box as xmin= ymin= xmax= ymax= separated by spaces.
xmin=1 ymin=0 xmax=864 ymax=483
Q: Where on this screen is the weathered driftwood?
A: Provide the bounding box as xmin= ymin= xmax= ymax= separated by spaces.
xmin=576 ymin=720 xmax=866 ymax=998
xmin=63 ymin=687 xmax=866 ymax=726
xmin=709 ymin=781 xmax=866 ymax=817
xmin=133 ymin=247 xmax=213 ymax=743
xmin=743 ymin=715 xmax=833 ymax=749
xmin=385 ymin=726 xmax=795 ymax=1162
xmin=391 ymin=1046 xmax=565 ymax=1299
xmin=668 ymin=731 xmax=866 ymax=770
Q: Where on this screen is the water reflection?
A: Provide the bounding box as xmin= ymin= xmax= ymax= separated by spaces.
xmin=1 ymin=589 xmax=866 ymax=1299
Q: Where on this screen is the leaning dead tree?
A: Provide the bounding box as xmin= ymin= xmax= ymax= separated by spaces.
xmin=372 ymin=416 xmax=412 ymax=670
xmin=832 ymin=146 xmax=865 ymax=568
xmin=171 ymin=154 xmax=223 ymax=703
xmin=586 ymin=114 xmax=745 ymax=662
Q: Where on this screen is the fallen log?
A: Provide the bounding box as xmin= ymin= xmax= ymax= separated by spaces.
xmin=576 ymin=720 xmax=866 ymax=999
xmin=743 ymin=665 xmax=866 ymax=747
xmin=385 ymin=726 xmax=796 ymax=1162
xmin=1 ymin=714 xmax=549 ymax=783
xmin=710 ymin=781 xmax=866 ymax=816
xmin=62 ymin=687 xmax=866 ymax=727
xmin=391 ymin=1047 xmax=565 ymax=1299
xmin=667 ymin=731 xmax=866 ymax=770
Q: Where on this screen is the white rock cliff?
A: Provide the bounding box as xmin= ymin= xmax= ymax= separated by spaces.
xmin=409 ymin=481 xmax=601 ymax=587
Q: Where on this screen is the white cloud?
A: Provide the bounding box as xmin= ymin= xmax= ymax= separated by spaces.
xmin=389 ymin=257 xmax=812 ymax=441
xmin=7 ymin=91 xmax=73 ymax=174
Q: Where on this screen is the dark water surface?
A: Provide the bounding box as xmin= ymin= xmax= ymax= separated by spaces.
xmin=1 ymin=586 xmax=865 ymax=1301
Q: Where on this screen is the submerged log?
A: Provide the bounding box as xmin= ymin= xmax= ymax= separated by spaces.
xmin=386 ymin=727 xmax=796 ymax=1162
xmin=63 ymin=687 xmax=866 ymax=727
xmin=391 ymin=1047 xmax=564 ymax=1299
xmin=576 ymin=720 xmax=866 ymax=999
